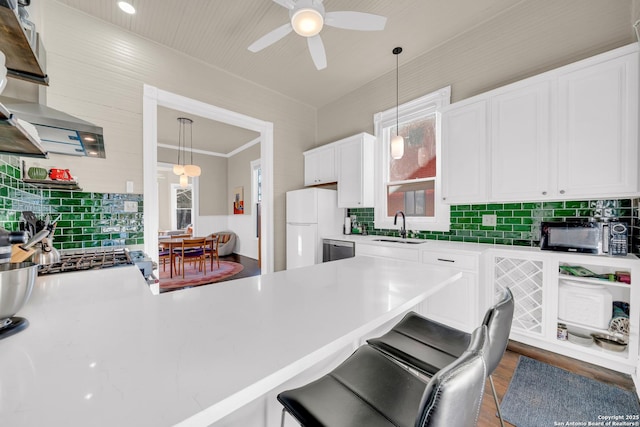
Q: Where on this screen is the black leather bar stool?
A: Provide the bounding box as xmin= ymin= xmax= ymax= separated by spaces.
xmin=277 ymin=325 xmax=489 ymax=427
xmin=367 ymin=288 xmax=514 ymax=427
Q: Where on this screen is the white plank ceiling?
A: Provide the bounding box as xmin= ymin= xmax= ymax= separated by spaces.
xmin=53 ymin=0 xmax=524 ymax=152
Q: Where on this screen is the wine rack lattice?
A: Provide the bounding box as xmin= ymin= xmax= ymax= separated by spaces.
xmin=494 ymin=256 xmax=544 ymax=335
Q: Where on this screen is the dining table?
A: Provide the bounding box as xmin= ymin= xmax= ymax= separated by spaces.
xmin=158 ymin=235 xmax=217 ymax=278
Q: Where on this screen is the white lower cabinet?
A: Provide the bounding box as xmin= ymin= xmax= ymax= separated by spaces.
xmin=421 ymin=249 xmax=483 ymax=333
xmin=487 ymin=249 xmax=640 ymax=374
xmin=356 ymin=242 xmax=420 ymax=262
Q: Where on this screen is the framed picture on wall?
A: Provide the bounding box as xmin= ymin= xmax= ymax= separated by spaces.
xmin=233 ymin=186 xmax=244 ymax=214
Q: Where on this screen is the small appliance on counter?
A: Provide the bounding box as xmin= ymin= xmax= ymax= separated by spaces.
xmin=0 ymin=262 xmax=38 ymax=339
xmin=540 ymin=220 xmax=629 ymax=256
xmin=0 ymin=228 xmax=28 ymax=263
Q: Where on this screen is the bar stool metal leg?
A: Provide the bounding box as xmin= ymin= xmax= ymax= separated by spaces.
xmin=489 ymin=374 xmax=505 ymax=427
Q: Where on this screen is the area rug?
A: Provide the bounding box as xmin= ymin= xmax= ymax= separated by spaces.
xmin=158 ymin=261 xmax=244 ymax=291
xmin=500 ymin=356 xmax=640 ymax=427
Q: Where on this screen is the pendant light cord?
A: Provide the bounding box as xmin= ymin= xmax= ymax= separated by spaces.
xmin=189 ymin=119 xmax=194 ymax=165
xmin=393 ymin=47 xmax=402 ymax=136
xmin=396 ymin=51 xmax=399 ymax=136
xmin=177 ymin=119 xmax=182 ymax=166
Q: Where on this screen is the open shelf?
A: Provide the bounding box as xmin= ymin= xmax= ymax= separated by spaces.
xmin=558 ymin=273 xmax=631 ymax=289
xmin=23 ymin=179 xmax=82 ymax=191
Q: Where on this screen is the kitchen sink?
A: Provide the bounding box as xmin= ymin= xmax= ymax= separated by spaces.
xmin=372 ymin=238 xmax=424 ymax=244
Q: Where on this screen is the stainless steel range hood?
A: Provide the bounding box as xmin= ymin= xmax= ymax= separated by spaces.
xmin=0 ymin=95 xmax=105 ymax=158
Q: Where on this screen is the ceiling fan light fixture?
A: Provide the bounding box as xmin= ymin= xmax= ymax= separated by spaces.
xmin=291 ymin=8 xmax=324 ymax=37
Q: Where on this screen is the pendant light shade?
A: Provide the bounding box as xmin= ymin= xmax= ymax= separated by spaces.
xmin=391 ymin=134 xmax=404 ymax=159
xmin=173 ymin=164 xmax=184 ymax=175
xmin=391 ymin=46 xmax=404 ymax=160
xmin=173 ymin=117 xmax=201 ymax=178
xmin=183 ymin=164 xmax=201 ymax=177
xmin=179 ymin=174 xmax=189 ymax=188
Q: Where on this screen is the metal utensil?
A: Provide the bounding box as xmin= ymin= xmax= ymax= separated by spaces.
xmin=32 ymin=238 xmax=60 ymax=265
xmin=21 ymin=211 xmax=37 ymax=237
xmin=0 ymin=262 xmax=38 ymax=322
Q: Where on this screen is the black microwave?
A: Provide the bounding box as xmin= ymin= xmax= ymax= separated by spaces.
xmin=540 ymin=222 xmax=602 ymax=254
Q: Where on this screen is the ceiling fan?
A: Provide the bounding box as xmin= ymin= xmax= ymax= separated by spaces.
xmin=248 ymin=0 xmax=387 ymax=70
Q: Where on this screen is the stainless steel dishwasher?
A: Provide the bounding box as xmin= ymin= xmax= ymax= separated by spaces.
xmin=322 ymin=239 xmax=355 ymax=262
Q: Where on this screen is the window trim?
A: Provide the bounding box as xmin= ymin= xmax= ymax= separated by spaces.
xmin=373 ymin=86 xmax=451 ymax=232
xmin=170 ymin=183 xmax=193 ymax=230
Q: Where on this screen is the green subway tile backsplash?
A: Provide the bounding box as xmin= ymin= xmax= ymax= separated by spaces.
xmin=349 ymin=198 xmax=640 ymax=254
xmin=0 ymin=155 xmax=144 ymax=250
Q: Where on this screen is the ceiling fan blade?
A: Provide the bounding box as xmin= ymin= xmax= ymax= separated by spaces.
xmin=248 ymin=22 xmax=293 ymax=53
xmin=307 ymin=35 xmax=327 ymax=70
xmin=271 ymin=0 xmax=296 ymax=9
xmin=325 ymin=11 xmax=387 ymax=31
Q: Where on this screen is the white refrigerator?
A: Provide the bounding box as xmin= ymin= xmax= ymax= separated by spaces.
xmin=286 ymin=188 xmax=344 ymax=269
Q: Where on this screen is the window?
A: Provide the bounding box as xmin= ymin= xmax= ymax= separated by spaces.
xmin=171 ymin=184 xmax=193 ymax=230
xmin=374 ymin=87 xmax=451 ymax=232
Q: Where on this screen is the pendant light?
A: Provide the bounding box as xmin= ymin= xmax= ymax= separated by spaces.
xmin=173 ymin=117 xmax=201 ymax=179
xmin=179 ymin=173 xmax=189 ymax=188
xmin=391 ymin=46 xmax=404 ymax=160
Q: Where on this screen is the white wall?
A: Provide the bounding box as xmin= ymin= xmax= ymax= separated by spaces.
xmin=38 ymin=1 xmax=317 ymax=271
xmin=316 ymin=0 xmax=637 ymax=144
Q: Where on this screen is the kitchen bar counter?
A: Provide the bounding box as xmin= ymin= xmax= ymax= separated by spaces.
xmin=0 ymin=256 xmax=462 ymax=427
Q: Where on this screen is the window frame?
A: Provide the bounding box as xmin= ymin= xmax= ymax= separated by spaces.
xmin=373 ymin=86 xmax=451 ymax=232
xmin=170 ymin=183 xmax=193 ymax=230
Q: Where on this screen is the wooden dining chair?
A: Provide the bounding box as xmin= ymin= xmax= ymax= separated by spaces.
xmin=158 ymin=247 xmax=171 ymax=272
xmin=173 ymin=237 xmax=207 ymax=278
xmin=206 ymin=234 xmax=220 ymax=270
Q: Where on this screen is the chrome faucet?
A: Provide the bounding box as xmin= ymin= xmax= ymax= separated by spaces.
xmin=394 ymin=211 xmax=407 ymax=239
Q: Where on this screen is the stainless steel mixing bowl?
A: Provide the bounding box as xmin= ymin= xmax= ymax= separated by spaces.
xmin=0 ymin=262 xmax=38 ymax=321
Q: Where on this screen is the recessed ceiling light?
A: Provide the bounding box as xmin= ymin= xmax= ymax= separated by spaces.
xmin=117 ymin=1 xmax=135 ymax=15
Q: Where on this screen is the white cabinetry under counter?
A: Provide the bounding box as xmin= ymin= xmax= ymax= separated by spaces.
xmin=421 ymin=247 xmax=484 ymax=333
xmin=487 ymin=248 xmax=640 ymax=374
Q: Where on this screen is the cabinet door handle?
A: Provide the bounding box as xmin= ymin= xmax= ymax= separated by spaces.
xmin=437 ymin=258 xmax=455 ymax=263
xmin=542 ymin=191 xmax=547 ymax=195
xmin=559 ymin=190 xmax=565 ymax=194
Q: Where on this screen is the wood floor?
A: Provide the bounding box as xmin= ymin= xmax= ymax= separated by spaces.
xmin=216 ymin=253 xmax=261 ymax=283
xmin=477 ymin=340 xmax=636 ymax=426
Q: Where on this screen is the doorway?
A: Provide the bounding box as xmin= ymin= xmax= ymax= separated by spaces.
xmin=142 ymin=85 xmax=274 ymax=274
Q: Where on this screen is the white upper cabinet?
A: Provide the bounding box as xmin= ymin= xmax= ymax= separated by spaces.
xmin=490 ymin=81 xmax=552 ymax=201
xmin=556 ymin=52 xmax=639 ymax=198
xmin=442 ymin=43 xmax=639 ymax=203
xmin=336 ymin=132 xmax=376 ymax=208
xmin=441 ymin=100 xmax=488 ymax=203
xmin=304 ymin=144 xmax=336 ymax=186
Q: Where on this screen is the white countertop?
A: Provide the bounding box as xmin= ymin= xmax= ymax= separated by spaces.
xmin=0 ymin=256 xmax=462 ymax=427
